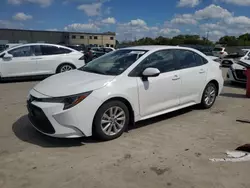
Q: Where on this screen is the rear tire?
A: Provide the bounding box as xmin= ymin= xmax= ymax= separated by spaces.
xmin=200 ymin=82 xmax=218 ymax=109
xmin=57 ymin=64 xmax=75 ymax=73
xmin=93 ymin=100 xmax=130 ymax=141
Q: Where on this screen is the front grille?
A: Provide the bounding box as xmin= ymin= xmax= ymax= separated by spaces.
xmin=27 ymin=101 xmax=55 ymax=134
xmin=235 ymin=70 xmax=247 ymax=80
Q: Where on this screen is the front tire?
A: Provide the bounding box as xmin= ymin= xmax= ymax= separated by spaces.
xmin=200 ymin=82 xmax=218 ymax=109
xmin=93 ymin=100 xmax=130 ymax=141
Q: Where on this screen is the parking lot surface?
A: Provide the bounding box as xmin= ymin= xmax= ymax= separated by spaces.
xmin=1 ymin=68 xmax=250 ymax=188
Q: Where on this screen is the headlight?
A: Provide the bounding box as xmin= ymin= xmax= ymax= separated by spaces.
xmin=38 ymin=91 xmax=92 ymax=110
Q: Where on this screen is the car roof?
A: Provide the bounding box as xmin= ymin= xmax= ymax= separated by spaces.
xmin=4 ymin=43 xmax=78 ymax=52
xmin=121 ymin=45 xmax=202 ymax=52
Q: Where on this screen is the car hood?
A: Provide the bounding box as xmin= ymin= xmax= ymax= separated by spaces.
xmin=33 ymin=70 xmax=116 ymax=97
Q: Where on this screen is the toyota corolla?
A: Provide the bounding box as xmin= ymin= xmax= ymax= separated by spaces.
xmin=27 ymin=46 xmax=224 ymax=140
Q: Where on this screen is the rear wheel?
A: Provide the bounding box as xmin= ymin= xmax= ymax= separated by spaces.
xmin=200 ymin=82 xmax=218 ymax=109
xmin=57 ymin=64 xmax=74 ymax=73
xmin=93 ymin=100 xmax=129 ymax=141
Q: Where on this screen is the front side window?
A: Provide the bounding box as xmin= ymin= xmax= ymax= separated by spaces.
xmin=130 ymin=50 xmax=177 ymax=76
xmin=40 ymin=45 xmax=72 ymax=55
xmin=79 ymin=49 xmax=148 ymax=76
xmin=8 ymin=46 xmax=33 ymax=57
xmin=174 ymin=50 xmax=204 ymax=69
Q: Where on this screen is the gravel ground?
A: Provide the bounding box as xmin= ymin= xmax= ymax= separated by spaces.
xmin=0 ymin=68 xmax=250 ymax=188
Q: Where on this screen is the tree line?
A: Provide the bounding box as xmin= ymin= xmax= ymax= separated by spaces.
xmin=118 ymin=33 xmax=250 ymax=47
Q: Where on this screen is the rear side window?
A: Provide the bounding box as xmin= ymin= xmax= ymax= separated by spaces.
xmin=174 ymin=50 xmax=206 ymax=69
xmin=40 ymin=45 xmax=72 ymax=55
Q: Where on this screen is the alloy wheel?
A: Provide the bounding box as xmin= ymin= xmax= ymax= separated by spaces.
xmin=204 ymin=85 xmax=216 ymax=106
xmin=60 ymin=65 xmax=73 ymax=72
xmin=101 ymin=106 xmax=126 ymax=136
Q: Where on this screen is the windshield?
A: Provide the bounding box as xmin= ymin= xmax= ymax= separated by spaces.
xmin=213 ymin=48 xmax=223 ymax=52
xmin=79 ymin=49 xmax=148 ymax=76
xmin=240 ymin=50 xmax=248 ymax=56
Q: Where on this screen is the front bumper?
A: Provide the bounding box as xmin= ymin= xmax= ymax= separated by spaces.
xmin=27 ymin=89 xmax=102 ymax=138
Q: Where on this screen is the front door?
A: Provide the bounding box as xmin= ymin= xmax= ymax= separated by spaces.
xmin=132 ymin=50 xmax=181 ymax=117
xmin=0 ymin=45 xmax=37 ymax=77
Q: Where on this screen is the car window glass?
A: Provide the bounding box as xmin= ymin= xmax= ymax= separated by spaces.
xmin=193 ymin=53 xmax=207 ymax=65
xmin=175 ymin=50 xmax=202 ymax=69
xmin=213 ymin=48 xmax=223 ymax=51
xmin=31 ymin=45 xmax=42 ymax=56
xmin=8 ymin=46 xmax=33 ymax=57
xmin=105 ymin=48 xmax=113 ymax=53
xmin=41 ymin=45 xmax=72 ymax=55
xmin=130 ymin=50 xmax=176 ymax=76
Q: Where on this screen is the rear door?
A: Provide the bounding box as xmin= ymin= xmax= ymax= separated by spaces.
xmin=174 ymin=49 xmax=208 ymax=105
xmin=35 ymin=45 xmax=73 ymax=75
xmin=0 ymin=45 xmax=37 ymax=77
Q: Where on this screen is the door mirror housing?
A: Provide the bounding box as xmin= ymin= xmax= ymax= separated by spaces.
xmin=142 ymin=68 xmax=160 ymax=77
xmin=3 ymin=53 xmax=13 ymax=60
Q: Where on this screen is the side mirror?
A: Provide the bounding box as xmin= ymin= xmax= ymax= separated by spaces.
xmin=3 ymin=53 xmax=13 ymax=60
xmin=142 ymin=68 xmax=160 ymax=77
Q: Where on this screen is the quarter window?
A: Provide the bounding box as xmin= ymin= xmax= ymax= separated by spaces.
xmin=8 ymin=46 xmax=33 ymax=57
xmin=130 ymin=50 xmax=177 ymax=76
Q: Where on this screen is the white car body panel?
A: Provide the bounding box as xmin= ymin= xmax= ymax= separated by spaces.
xmin=28 ymin=45 xmax=224 ymax=138
xmin=0 ymin=43 xmax=85 ymax=78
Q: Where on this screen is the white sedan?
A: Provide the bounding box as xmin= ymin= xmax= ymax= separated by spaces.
xmin=0 ymin=43 xmax=85 ymax=79
xmin=27 ymin=46 xmax=224 ymax=140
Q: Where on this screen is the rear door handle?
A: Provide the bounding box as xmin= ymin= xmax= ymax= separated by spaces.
xmin=172 ymin=75 xmax=180 ymax=80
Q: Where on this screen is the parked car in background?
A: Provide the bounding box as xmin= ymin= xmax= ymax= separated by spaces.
xmin=0 ymin=43 xmax=85 ymax=79
xmin=5 ymin=43 xmax=22 ymax=49
xmin=65 ymin=44 xmax=85 ymax=53
xmin=212 ymin=47 xmax=228 ymax=58
xmin=227 ymin=59 xmax=249 ymax=84
xmin=91 ymin=47 xmax=115 ymax=59
xmin=221 ymin=49 xmax=250 ymax=67
xmin=0 ymin=44 xmax=7 ymax=52
xmin=27 ymin=45 xmax=223 ymax=141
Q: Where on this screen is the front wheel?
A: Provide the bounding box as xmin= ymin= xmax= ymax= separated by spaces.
xmin=93 ymin=101 xmax=130 ymax=141
xmin=200 ymin=82 xmax=218 ymax=109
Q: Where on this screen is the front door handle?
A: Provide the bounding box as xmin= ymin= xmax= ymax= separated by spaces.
xmin=199 ymin=69 xmax=205 ymax=74
xmin=172 ymin=75 xmax=180 ymax=80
